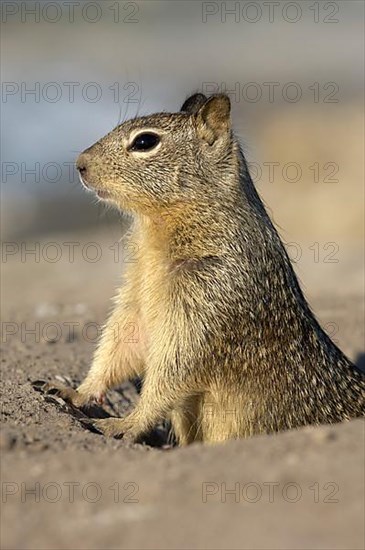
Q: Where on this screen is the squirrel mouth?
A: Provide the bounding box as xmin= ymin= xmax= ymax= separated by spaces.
xmin=78 ymin=174 xmax=111 ymax=199
xmin=95 ymin=189 xmax=111 ymax=199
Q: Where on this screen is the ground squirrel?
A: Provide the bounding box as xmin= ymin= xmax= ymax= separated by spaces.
xmin=49 ymin=92 xmax=365 ymax=445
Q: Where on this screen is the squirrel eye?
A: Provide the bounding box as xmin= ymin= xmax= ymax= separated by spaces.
xmin=129 ymin=133 xmax=160 ymax=152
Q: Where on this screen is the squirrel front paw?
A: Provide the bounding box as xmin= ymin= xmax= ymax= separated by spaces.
xmin=39 ymin=381 xmax=105 ymax=408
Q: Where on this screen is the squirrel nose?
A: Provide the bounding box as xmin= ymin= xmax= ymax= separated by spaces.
xmin=76 ymin=154 xmax=88 ymax=175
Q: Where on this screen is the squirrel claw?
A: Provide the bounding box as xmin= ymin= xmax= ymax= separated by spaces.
xmin=43 ymin=381 xmax=78 ymax=402
xmin=34 ymin=380 xmax=106 ymax=409
xmin=93 ymin=418 xmax=138 ymax=441
xmin=38 ymin=381 xmax=86 ymax=408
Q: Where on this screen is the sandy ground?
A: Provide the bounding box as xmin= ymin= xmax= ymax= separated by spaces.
xmin=1 ymin=229 xmax=364 ymax=550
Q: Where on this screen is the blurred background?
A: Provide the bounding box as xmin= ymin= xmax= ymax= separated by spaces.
xmin=1 ymin=5 xmax=364 ymax=548
xmin=1 ymin=0 xmax=364 ymax=348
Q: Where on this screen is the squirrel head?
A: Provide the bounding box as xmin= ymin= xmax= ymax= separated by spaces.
xmin=76 ymin=93 xmax=236 ymax=217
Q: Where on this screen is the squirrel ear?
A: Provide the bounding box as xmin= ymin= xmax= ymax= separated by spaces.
xmin=195 ymin=94 xmax=231 ymax=145
xmin=180 ymin=93 xmax=207 ymax=114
